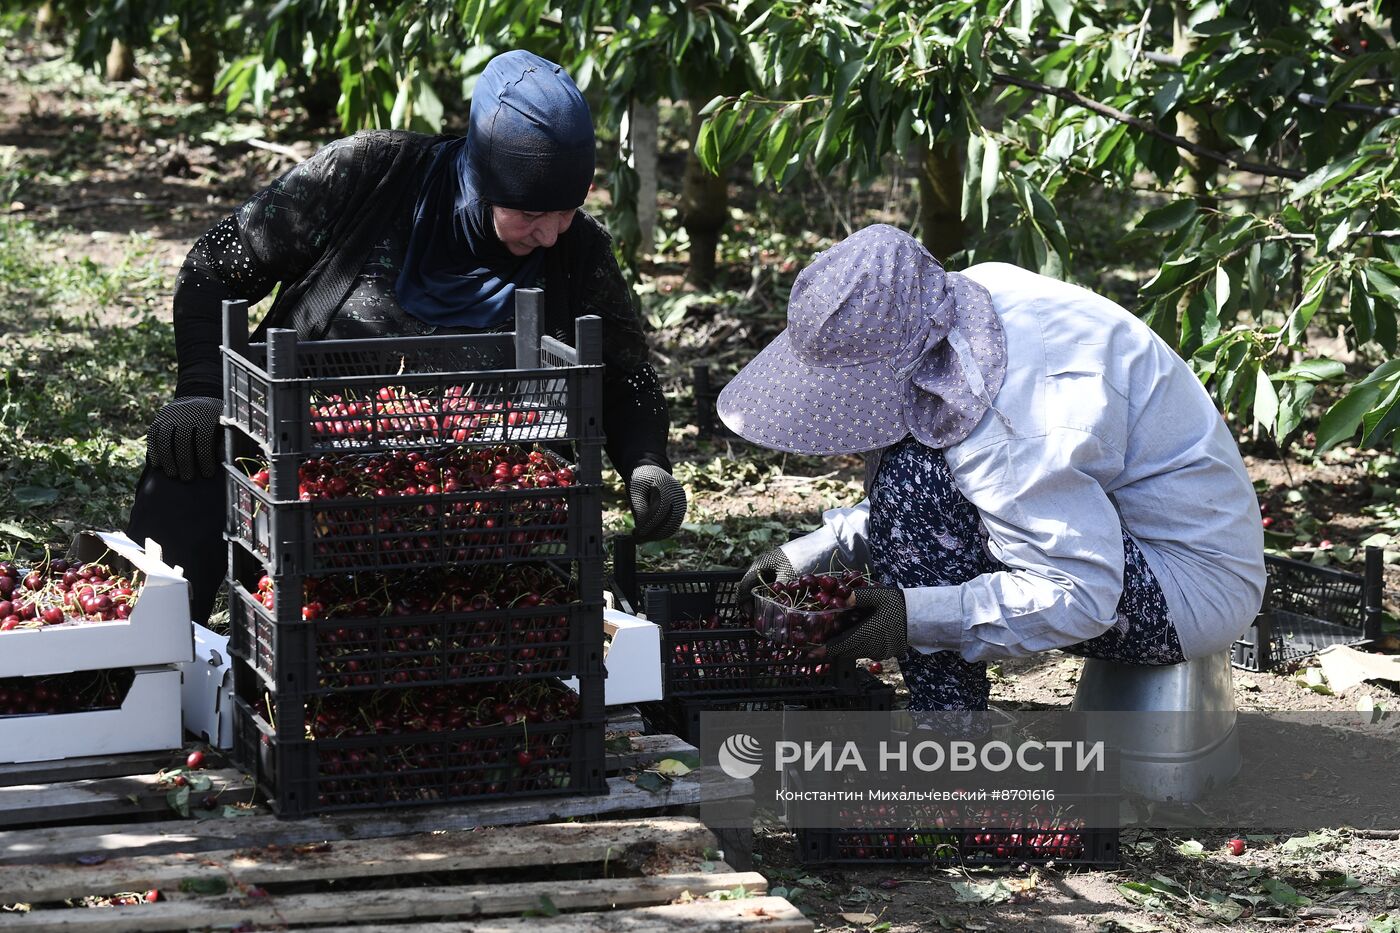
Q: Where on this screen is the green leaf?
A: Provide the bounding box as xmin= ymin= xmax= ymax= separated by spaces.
xmin=698 ymin=95 xmax=727 ymax=117
xmin=1316 ymin=360 xmax=1400 ymax=451
xmin=1175 ymin=839 xmax=1207 ymax=858
xmin=654 ymin=758 xmax=693 ymax=777
xmin=1287 ymin=263 xmax=1333 ymax=344
xmin=1254 ymin=366 xmax=1279 ymax=435
xmin=1279 ymin=831 xmax=1341 ymax=855
xmin=1292 ymin=156 xmax=1366 ymax=201
xmin=962 ymin=134 xmax=984 ymax=223
xmin=0 ymin=522 xmax=38 ymax=541
xmin=634 ymin=770 xmax=669 ymax=793
xmin=179 ymin=876 xmax=228 ymax=895
xmin=12 ymin=486 xmax=59 ymax=508
xmin=166 ymin=786 xmax=191 ymax=818
xmin=1261 ymin=878 xmax=1311 ymax=907
xmin=1137 ymin=200 xmax=1197 ymax=233
xmin=949 ymin=879 xmax=1014 ymax=904
xmin=979 ymin=137 xmax=1000 ymax=224
xmin=1273 ymin=359 xmax=1345 ymax=382
xmin=1361 ymin=380 xmax=1400 ymax=448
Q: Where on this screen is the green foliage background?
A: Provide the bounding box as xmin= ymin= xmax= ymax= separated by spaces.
xmin=5 ymin=0 xmax=1400 ymax=452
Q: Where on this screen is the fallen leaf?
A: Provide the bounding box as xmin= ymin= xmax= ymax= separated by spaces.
xmin=1096 ymin=919 xmax=1165 ymax=933
xmin=654 ymin=758 xmax=693 ymax=777
xmin=949 ymin=879 xmax=1015 ymax=904
xmin=841 ymin=912 xmax=878 ymax=924
xmin=1175 ymin=839 xmax=1207 ymax=859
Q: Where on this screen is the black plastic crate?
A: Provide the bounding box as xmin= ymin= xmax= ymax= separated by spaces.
xmin=644 ymin=576 xmax=860 ymax=697
xmin=691 ymin=363 xmax=741 ymax=441
xmin=221 ymin=292 xmax=603 ymax=458
xmin=610 ymin=533 xmax=859 ymax=696
xmin=639 ymin=669 xmax=895 ymax=744
xmin=227 ymin=464 xmax=602 ymax=576
xmin=231 ymin=665 xmax=607 ymax=818
xmin=226 ymin=548 xmax=605 ymax=696
xmin=1232 ymin=547 xmax=1385 ymax=671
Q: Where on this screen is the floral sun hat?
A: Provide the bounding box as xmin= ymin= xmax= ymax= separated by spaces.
xmin=716 ymin=224 xmax=1007 ymax=455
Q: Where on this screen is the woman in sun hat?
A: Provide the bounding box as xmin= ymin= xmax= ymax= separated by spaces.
xmin=128 ymin=50 xmax=686 ymax=623
xmin=722 ymin=224 xmax=1265 ymax=713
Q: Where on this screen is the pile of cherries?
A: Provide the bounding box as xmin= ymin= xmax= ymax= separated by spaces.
xmin=307 ymin=384 xmax=555 ymax=448
xmin=236 ymin=446 xmax=577 ymax=568
xmin=830 ymin=800 xmax=1089 ymax=861
xmin=0 ymin=558 xmax=142 ymax=632
xmin=752 ymin=571 xmax=872 ymax=647
xmin=249 ymin=565 xmax=582 ymax=686
xmin=0 ymin=668 xmax=135 ymax=716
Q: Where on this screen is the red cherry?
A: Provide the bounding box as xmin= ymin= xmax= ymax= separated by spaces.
xmin=186 ymin=750 xmax=205 ymax=770
xmin=145 ymin=889 xmax=160 ymax=903
xmin=1227 ymin=838 xmax=1246 ymax=856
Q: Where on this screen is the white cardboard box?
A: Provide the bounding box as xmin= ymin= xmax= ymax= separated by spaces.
xmin=565 ymin=608 xmax=662 ymax=706
xmin=0 ymin=531 xmax=194 ymax=678
xmin=181 ymin=624 xmax=234 ymax=750
xmin=0 ymin=666 xmax=183 ymax=763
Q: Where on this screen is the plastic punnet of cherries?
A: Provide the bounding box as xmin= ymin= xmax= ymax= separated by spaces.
xmin=0 ymin=558 xmax=142 ymax=632
xmin=752 ymin=570 xmax=873 ymax=647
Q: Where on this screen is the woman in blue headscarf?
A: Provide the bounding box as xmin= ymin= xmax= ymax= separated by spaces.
xmin=130 ymin=50 xmax=686 ymax=624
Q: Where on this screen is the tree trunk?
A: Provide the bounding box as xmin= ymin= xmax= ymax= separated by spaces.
xmin=105 ymin=38 xmax=135 ymax=82
xmin=1172 ymin=3 xmax=1217 ymax=204
xmin=916 ymin=140 xmax=966 ymax=262
xmin=681 ymin=101 xmax=727 ymax=287
xmin=180 ymin=33 xmax=219 ymax=102
xmin=35 ymin=1 xmax=64 ymax=36
xmin=624 ymin=99 xmax=660 ymax=258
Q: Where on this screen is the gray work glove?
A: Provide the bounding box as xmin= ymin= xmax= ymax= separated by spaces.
xmin=628 ymin=464 xmax=687 ymax=541
xmin=820 ymin=586 xmax=909 ymax=662
xmin=738 ymin=548 xmax=798 ymax=608
xmin=147 ymin=396 xmax=222 ymax=482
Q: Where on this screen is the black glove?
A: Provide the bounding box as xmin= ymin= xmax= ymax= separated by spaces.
xmin=146 ymin=396 xmax=222 ymax=482
xmin=738 ymin=548 xmax=797 ymax=608
xmin=821 ymin=586 xmax=909 ymax=662
xmin=628 ymin=464 xmax=687 ymax=541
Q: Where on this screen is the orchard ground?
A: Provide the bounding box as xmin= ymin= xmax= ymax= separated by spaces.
xmin=4 ymin=32 xmax=1400 ymax=933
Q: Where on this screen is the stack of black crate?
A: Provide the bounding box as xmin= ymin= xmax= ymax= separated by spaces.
xmin=221 ymin=290 xmax=607 ymax=818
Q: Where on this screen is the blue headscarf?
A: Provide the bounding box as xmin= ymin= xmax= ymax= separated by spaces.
xmin=395 ymin=50 xmax=596 ymax=328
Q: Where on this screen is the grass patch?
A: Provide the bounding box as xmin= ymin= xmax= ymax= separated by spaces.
xmin=0 ymin=214 xmax=173 ymax=556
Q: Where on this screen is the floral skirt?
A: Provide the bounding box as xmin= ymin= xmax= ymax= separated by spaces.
xmin=868 ymin=436 xmax=1186 ymax=712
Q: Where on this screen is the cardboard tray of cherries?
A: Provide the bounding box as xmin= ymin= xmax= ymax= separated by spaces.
xmin=751 ymin=570 xmax=873 ymax=648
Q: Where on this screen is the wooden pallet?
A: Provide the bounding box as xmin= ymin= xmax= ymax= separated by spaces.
xmin=0 ymin=816 xmax=809 ymax=932
xmin=0 ymin=712 xmax=752 ymax=863
xmin=0 ymin=752 xmax=256 ymax=828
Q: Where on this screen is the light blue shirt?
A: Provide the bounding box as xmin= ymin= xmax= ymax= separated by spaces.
xmin=781 ymin=262 xmax=1266 ymax=662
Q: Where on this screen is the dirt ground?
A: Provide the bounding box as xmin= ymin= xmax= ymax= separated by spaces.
xmin=6 ymin=33 xmax=1400 ymax=933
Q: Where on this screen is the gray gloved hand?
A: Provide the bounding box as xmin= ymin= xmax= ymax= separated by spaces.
xmin=820 ymin=586 xmax=909 ymax=662
xmin=738 ymin=548 xmax=798 ymax=609
xmin=628 ymin=464 xmax=687 ymax=541
xmin=147 ymin=396 xmax=222 ymax=482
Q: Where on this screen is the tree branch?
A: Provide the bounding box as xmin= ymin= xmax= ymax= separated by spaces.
xmin=992 ymin=72 xmax=1306 ymax=180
